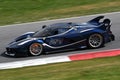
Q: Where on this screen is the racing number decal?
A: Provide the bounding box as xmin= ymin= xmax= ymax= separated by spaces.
xmin=49 ymin=39 xmax=63 ymax=46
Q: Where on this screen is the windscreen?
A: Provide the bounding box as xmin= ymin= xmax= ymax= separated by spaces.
xmin=33 ymin=27 xmax=53 ymax=37
xmin=33 ymin=22 xmax=77 ymax=37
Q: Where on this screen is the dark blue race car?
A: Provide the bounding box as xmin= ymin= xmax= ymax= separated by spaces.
xmin=6 ymin=16 xmax=115 ymax=57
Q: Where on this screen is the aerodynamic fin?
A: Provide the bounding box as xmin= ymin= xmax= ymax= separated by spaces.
xmin=88 ymin=16 xmax=104 ymax=25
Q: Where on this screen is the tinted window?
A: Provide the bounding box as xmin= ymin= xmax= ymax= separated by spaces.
xmin=33 ymin=22 xmax=77 ymax=37
xmin=58 ymin=28 xmax=70 ymax=34
xmin=33 ymin=28 xmax=53 ymax=37
xmin=33 ymin=27 xmax=71 ymax=37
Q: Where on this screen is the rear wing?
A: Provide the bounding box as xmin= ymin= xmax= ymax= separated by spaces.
xmin=88 ymin=16 xmax=112 ymax=32
xmin=88 ymin=16 xmax=111 ymax=27
xmin=87 ymin=16 xmax=104 ymax=25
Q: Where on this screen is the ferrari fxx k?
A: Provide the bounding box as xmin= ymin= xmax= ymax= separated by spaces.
xmin=6 ymin=16 xmax=115 ymax=57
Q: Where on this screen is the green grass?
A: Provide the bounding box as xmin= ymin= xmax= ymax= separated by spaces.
xmin=0 ymin=56 xmax=120 ymax=80
xmin=0 ymin=0 xmax=120 ymax=25
xmin=0 ymin=0 xmax=120 ymax=80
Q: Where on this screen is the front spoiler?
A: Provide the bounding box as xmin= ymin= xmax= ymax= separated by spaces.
xmin=5 ymin=51 xmax=15 ymax=56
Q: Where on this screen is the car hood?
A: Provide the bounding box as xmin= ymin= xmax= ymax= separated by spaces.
xmin=8 ymin=38 xmax=42 ymax=48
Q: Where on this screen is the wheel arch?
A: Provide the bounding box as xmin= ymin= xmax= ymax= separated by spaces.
xmin=87 ymin=32 xmax=105 ymax=48
xmin=26 ymin=39 xmax=44 ymax=56
xmin=89 ymin=29 xmax=106 ymax=41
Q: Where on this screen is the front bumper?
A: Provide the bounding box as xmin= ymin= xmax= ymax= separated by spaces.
xmin=6 ymin=47 xmax=28 ymax=57
xmin=5 ymin=51 xmax=15 ymax=56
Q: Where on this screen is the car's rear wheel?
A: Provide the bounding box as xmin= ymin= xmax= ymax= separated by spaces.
xmin=29 ymin=43 xmax=43 ymax=56
xmin=88 ymin=33 xmax=104 ymax=48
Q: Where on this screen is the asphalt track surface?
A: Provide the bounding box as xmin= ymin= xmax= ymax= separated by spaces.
xmin=0 ymin=12 xmax=120 ymax=63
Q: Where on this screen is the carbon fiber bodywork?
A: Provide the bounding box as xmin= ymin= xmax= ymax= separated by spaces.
xmin=6 ymin=16 xmax=115 ymax=57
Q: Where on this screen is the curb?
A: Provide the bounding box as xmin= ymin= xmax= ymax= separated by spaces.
xmin=0 ymin=49 xmax=120 ymax=70
xmin=69 ymin=49 xmax=120 ymax=61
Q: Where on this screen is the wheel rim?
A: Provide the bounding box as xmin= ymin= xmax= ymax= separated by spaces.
xmin=29 ymin=43 xmax=43 ymax=56
xmin=89 ymin=34 xmax=103 ymax=48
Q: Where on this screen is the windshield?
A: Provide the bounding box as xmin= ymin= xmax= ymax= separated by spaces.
xmin=33 ymin=27 xmax=71 ymax=37
xmin=33 ymin=27 xmax=53 ymax=37
xmin=33 ymin=22 xmax=76 ymax=37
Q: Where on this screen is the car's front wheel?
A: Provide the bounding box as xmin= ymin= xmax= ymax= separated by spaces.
xmin=29 ymin=43 xmax=43 ymax=56
xmin=88 ymin=33 xmax=104 ymax=48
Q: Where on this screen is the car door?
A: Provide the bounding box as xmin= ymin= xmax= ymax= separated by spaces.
xmin=63 ymin=27 xmax=82 ymax=42
xmin=44 ymin=28 xmax=65 ymax=47
xmin=44 ymin=27 xmax=82 ymax=48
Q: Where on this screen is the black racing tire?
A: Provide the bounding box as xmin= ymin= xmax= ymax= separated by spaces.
xmin=29 ymin=43 xmax=43 ymax=56
xmin=110 ymin=34 xmax=115 ymax=41
xmin=87 ymin=33 xmax=104 ymax=48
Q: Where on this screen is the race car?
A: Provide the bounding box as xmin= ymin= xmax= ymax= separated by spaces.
xmin=5 ymin=16 xmax=115 ymax=57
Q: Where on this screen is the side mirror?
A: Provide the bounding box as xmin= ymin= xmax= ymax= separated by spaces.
xmin=42 ymin=25 xmax=47 ymax=29
xmin=68 ymin=22 xmax=72 ymax=25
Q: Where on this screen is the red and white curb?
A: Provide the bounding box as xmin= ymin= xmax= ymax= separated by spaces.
xmin=0 ymin=49 xmax=120 ymax=70
xmin=69 ymin=49 xmax=120 ymax=61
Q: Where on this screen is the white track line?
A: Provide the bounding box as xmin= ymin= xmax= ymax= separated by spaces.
xmin=0 ymin=12 xmax=120 ymax=70
xmin=0 ymin=48 xmax=120 ymax=70
xmin=0 ymin=56 xmax=71 ymax=70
